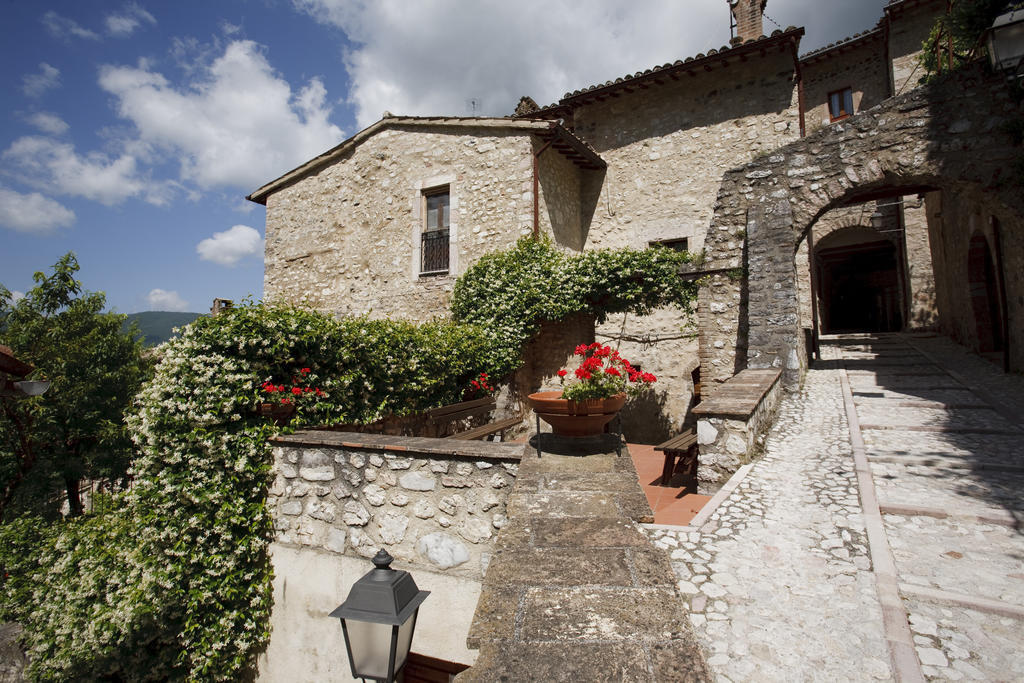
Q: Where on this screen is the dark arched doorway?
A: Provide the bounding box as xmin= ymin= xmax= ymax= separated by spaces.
xmin=967 ymin=232 xmax=1004 ymax=353
xmin=815 ymin=227 xmax=903 ymax=333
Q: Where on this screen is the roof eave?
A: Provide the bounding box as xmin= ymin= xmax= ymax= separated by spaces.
xmin=246 ymin=116 xmax=556 ymax=205
xmin=558 ymin=27 xmax=805 ymax=107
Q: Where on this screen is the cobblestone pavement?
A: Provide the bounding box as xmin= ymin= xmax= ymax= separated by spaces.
xmin=646 ymin=333 xmax=1024 ymax=682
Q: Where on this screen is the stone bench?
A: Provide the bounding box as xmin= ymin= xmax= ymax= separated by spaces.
xmin=691 ymin=368 xmax=783 ymax=492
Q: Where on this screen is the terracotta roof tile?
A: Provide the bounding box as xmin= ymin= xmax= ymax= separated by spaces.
xmin=800 ymin=26 xmax=884 ymax=62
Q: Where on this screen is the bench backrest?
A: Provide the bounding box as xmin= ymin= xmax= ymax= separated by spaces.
xmin=424 ymin=396 xmax=496 ymax=424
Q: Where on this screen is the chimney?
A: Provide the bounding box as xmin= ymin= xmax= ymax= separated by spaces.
xmin=730 ymin=0 xmax=767 ymax=44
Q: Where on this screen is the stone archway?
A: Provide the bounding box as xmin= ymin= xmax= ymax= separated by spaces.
xmin=699 ymin=63 xmax=1024 ymax=387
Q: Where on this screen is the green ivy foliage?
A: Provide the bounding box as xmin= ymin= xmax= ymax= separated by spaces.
xmin=0 ymin=303 xmax=494 ymax=681
xmin=451 ymin=237 xmax=698 ymax=376
xmin=919 ymin=0 xmax=1012 ymax=80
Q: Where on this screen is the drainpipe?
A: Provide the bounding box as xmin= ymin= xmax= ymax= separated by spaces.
xmin=790 ymin=37 xmax=806 ymax=138
xmin=532 ymin=126 xmax=555 ymax=239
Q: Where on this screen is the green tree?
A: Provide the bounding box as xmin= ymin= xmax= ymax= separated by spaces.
xmin=919 ymin=0 xmax=1014 ymax=79
xmin=0 ymin=253 xmax=148 ymax=519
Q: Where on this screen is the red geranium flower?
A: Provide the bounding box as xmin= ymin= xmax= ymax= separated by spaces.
xmin=557 ymin=369 xmax=567 ymax=378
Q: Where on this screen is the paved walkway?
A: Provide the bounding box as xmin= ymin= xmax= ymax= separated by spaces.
xmin=463 ymin=434 xmax=710 ymax=681
xmin=647 ymin=333 xmax=1024 ymax=682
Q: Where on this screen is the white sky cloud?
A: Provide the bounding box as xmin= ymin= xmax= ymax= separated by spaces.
xmin=98 ymin=40 xmax=344 ymax=190
xmin=26 ymin=112 xmax=69 ymax=136
xmin=2 ymin=135 xmax=154 ymax=206
xmin=106 ymin=3 xmax=157 ymax=37
xmin=294 ymin=0 xmax=892 ymax=129
xmin=9 ymin=291 xmax=25 ymax=303
xmin=42 ymin=11 xmax=100 ymax=41
xmin=0 ymin=186 xmax=75 ymax=234
xmin=196 ymin=224 xmax=264 ymax=266
xmin=146 ymin=288 xmax=189 ymax=312
xmin=22 ymin=63 xmax=61 ymax=98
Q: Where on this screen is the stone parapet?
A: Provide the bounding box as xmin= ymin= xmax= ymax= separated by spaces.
xmin=692 ymin=368 xmax=782 ymax=492
xmin=269 ymin=431 xmax=524 ymax=578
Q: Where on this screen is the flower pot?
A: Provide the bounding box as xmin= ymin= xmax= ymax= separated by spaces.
xmin=526 ymin=391 xmax=625 ymax=437
xmin=260 ymin=402 xmax=296 ymax=426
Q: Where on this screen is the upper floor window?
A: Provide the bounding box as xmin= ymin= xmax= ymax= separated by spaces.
xmin=420 ymin=188 xmax=450 ymax=275
xmin=828 ymin=87 xmax=854 ymax=122
xmin=650 ymin=237 xmax=689 ymax=252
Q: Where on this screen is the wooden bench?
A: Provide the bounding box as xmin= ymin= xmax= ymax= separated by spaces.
xmin=654 ymin=428 xmax=698 ymax=487
xmin=424 ymin=397 xmax=521 ymax=441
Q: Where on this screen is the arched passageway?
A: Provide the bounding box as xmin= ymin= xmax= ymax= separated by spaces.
xmin=699 ymin=64 xmax=1024 ymax=386
xmin=816 ymin=228 xmax=902 ymax=333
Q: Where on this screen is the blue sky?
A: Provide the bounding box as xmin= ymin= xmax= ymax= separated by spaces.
xmin=1 ymin=0 xmax=891 ymax=314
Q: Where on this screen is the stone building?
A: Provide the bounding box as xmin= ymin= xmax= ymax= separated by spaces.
xmin=249 ymin=0 xmax=954 ymax=438
xmin=246 ymin=0 xmax=1024 ymax=678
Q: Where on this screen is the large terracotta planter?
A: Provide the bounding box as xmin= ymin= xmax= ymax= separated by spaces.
xmin=526 ymin=391 xmax=625 ymax=437
xmin=260 ymin=402 xmax=296 ymax=426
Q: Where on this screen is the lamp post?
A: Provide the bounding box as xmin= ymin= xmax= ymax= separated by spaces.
xmin=330 ymin=549 xmax=430 ymax=683
xmin=988 ymin=9 xmax=1024 ymax=78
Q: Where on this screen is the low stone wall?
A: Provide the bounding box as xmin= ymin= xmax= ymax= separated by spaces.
xmin=258 ymin=432 xmax=524 ymax=681
xmin=269 ymin=432 xmax=523 ymax=575
xmin=692 ymin=368 xmax=782 ymax=493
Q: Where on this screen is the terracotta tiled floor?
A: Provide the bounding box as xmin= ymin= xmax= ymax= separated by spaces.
xmin=627 ymin=443 xmax=711 ymax=526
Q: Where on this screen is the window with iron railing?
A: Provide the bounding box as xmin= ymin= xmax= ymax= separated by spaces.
xmin=420 ymin=189 xmax=450 ymax=275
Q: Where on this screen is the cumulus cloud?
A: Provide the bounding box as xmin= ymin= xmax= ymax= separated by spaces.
xmin=9 ymin=291 xmax=25 ymax=303
xmin=42 ymin=11 xmax=100 ymax=41
xmin=106 ymin=3 xmax=157 ymax=37
xmin=294 ymin=0 xmax=722 ymax=127
xmin=2 ymin=136 xmax=154 ymax=206
xmin=26 ymin=112 xmax=69 ymax=135
xmin=98 ymin=40 xmax=343 ymax=190
xmin=294 ymin=0 xmax=891 ymax=128
xmin=22 ymin=63 xmax=61 ymax=98
xmin=146 ymin=288 xmax=189 ymax=312
xmin=197 ymin=224 xmax=264 ymax=266
xmin=0 ymin=186 xmax=75 ymax=234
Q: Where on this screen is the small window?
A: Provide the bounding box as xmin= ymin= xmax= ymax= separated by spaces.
xmin=828 ymin=87 xmax=854 ymax=122
xmin=650 ymin=237 xmax=689 ymax=252
xmin=421 ymin=188 xmax=450 ymax=275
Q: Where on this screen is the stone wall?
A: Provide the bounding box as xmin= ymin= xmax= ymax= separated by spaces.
xmin=571 ymin=50 xmax=801 ymax=253
xmin=567 ymin=48 xmax=800 ymax=428
xmin=888 ymin=0 xmax=945 ymax=97
xmin=925 ymin=187 xmax=1024 ymax=370
xmin=903 ymin=198 xmax=938 ymax=329
xmin=801 ymin=34 xmax=889 ymax=135
xmin=693 ymin=368 xmax=782 ymax=493
xmin=264 ymin=123 xmax=585 ymax=320
xmin=268 ymin=433 xmax=521 ymax=574
xmin=258 ymin=432 xmax=525 ymax=681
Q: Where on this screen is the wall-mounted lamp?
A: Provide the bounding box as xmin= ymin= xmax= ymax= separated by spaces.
xmin=988 ymin=10 xmax=1024 ymax=77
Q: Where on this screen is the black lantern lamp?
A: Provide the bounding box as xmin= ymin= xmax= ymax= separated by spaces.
xmin=330 ymin=549 xmax=430 ymax=683
xmin=988 ymin=9 xmax=1024 ymax=78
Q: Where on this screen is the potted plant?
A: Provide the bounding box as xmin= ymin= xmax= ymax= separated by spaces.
xmin=527 ymin=343 xmax=656 ymax=437
xmin=258 ymin=367 xmax=324 ymax=425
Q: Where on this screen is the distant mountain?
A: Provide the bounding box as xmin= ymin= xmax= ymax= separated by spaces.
xmin=123 ymin=311 xmax=204 ymax=346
